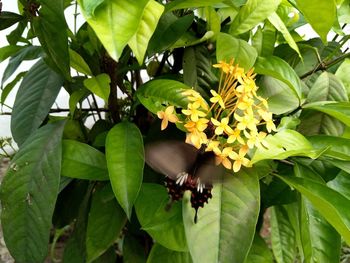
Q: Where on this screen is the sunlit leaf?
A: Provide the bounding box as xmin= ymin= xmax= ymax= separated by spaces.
xmin=245 ymin=234 xmax=273 ymax=263
xmin=165 ymin=0 xmax=225 ymax=11
xmin=229 ymin=0 xmax=281 ymax=35
xmin=69 ymin=49 xmax=92 ymax=76
xmin=146 ymin=244 xmax=192 ymax=263
xmin=84 ymin=74 xmax=110 ymax=102
xmin=183 ymin=169 xmax=260 ymax=263
xmin=106 ymin=122 xmax=144 ymax=219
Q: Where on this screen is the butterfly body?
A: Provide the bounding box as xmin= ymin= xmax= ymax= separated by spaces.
xmin=145 ymin=140 xmax=223 ymax=222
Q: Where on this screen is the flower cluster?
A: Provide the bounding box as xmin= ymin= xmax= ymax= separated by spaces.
xmin=157 ymin=60 xmax=276 ymax=173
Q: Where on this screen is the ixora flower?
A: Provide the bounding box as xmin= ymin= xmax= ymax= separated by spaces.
xmin=156 ymin=59 xmax=277 ymax=174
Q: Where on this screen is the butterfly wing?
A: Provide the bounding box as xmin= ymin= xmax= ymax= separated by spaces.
xmin=145 ymin=140 xmax=198 ymax=180
xmin=193 ymin=152 xmax=225 ymax=187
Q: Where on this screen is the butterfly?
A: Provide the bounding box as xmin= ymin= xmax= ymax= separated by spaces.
xmin=144 ymin=140 xmax=224 ymax=223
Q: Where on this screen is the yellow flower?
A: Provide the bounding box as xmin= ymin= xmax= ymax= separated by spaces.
xmin=214 ymin=147 xmax=233 ymax=169
xmin=157 ymin=106 xmax=178 ymax=130
xmin=234 ymin=113 xmax=259 ymax=131
xmin=206 ymin=140 xmax=220 ymax=152
xmin=258 ymin=110 xmax=276 ymax=132
xmin=244 ymin=130 xmax=268 ymax=149
xmin=227 ymin=128 xmax=245 ymax=145
xmin=184 ymin=118 xmax=209 ymax=133
xmin=182 ymin=102 xmax=207 ymax=122
xmin=211 ymin=117 xmax=234 ymax=135
xmin=182 ymin=89 xmax=209 ymax=111
xmin=213 ymin=61 xmax=232 ymax=73
xmin=236 ymin=97 xmax=254 ymax=110
xmin=186 ymin=130 xmax=208 ymax=149
xmin=210 ymin=90 xmax=225 ymax=109
xmin=229 ymin=146 xmax=250 ymax=172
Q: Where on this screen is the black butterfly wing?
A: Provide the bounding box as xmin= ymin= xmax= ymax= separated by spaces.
xmin=193 ymin=152 xmax=225 ymax=187
xmin=144 ymin=140 xmax=198 ymax=180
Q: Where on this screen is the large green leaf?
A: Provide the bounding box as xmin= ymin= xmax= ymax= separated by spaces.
xmin=0 ymin=11 xmax=23 ymax=30
xmin=267 ymin=12 xmax=300 ymax=57
xmin=147 ymin=244 xmax=192 ymax=263
xmin=328 ymin=170 xmax=350 ymax=200
xmin=295 ymin=0 xmax=336 ymax=43
xmin=1 ymin=71 xmax=26 ymax=104
xmin=148 ymin=13 xmax=194 ymax=54
xmin=69 ymin=49 xmax=93 ymax=76
xmin=135 ymin=184 xmax=188 ymax=252
xmin=303 ymin=101 xmax=350 ymax=127
xmin=11 ymin=59 xmax=64 ymax=146
xmin=276 ymin=175 xmax=350 ymax=244
xmin=86 ymin=184 xmax=127 ymax=262
xmin=77 ymin=0 xmax=149 ymax=61
xmin=244 ymin=234 xmax=273 ymax=263
xmin=0 ymin=45 xmax=24 ymax=62
xmin=136 ymin=79 xmax=191 ymax=114
xmin=84 ymin=74 xmax=110 ymax=102
xmin=229 ymin=0 xmax=281 ymax=35
xmin=216 ymin=33 xmax=257 ymax=71
xmin=308 ymin=135 xmax=350 ymax=161
xmin=0 ymin=121 xmax=65 ymax=263
xmin=183 ymin=168 xmax=260 ymax=263
xmin=1 ymin=45 xmax=42 ymax=85
xmin=251 ymin=129 xmax=323 ymax=164
xmin=106 ymin=122 xmax=144 ymax=219
xmin=128 ymin=0 xmax=164 ymax=64
xmin=254 ymin=56 xmax=302 ymax=100
xmin=32 ymin=0 xmax=70 ymax=79
xmin=61 ymin=140 xmax=109 ymax=180
xmin=165 ymin=0 xmax=225 ymax=11
xmin=295 ymin=164 xmax=341 ymax=263
xmin=270 ymin=206 xmax=297 ymax=263
xmin=257 ymin=76 xmax=299 ymax=114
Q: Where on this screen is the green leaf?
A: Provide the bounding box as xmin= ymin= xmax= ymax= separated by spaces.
xmin=32 ymin=0 xmax=70 ymax=79
xmin=244 ymin=234 xmax=273 ymax=263
xmin=299 ymin=72 xmax=348 ymax=136
xmin=270 ymin=206 xmax=297 ymax=263
xmin=134 ymin=184 xmax=188 ymax=252
xmin=335 ymin=58 xmax=350 ymax=96
xmin=69 ymin=49 xmax=92 ymax=76
xmin=165 ymin=0 xmax=225 ymax=11
xmin=254 ymin=56 xmax=302 ymax=101
xmin=257 ymin=76 xmax=299 ymax=114
xmin=1 ymin=71 xmax=26 ymax=104
xmin=308 ymin=135 xmax=350 ymax=161
xmin=61 ymin=140 xmax=109 ymax=180
xmin=295 ymin=0 xmax=336 ymax=43
xmin=0 ymin=45 xmax=24 ymax=62
xmin=146 ymin=244 xmax=193 ymax=263
xmin=216 ymin=33 xmax=257 ymax=71
xmin=0 ymin=121 xmax=65 ymax=263
xmin=295 ymin=164 xmax=341 ymax=263
xmin=128 ymin=0 xmax=164 ymax=65
xmin=268 ymin=12 xmax=301 ymax=57
xmin=1 ymin=45 xmax=42 ymax=85
xmin=86 ymin=184 xmax=127 ymax=263
xmin=0 ymin=11 xmax=23 ymax=30
xmin=11 ymin=59 xmax=64 ymax=146
xmin=303 ymin=102 xmax=350 ymax=127
xmin=171 ymin=31 xmax=215 ymax=49
xmin=148 ymin=13 xmax=194 ymax=54
xmin=106 ymin=122 xmax=144 ymax=219
xmin=136 ymin=79 xmax=191 ymax=114
xmin=251 ymin=129 xmax=323 ymax=164
xmin=183 ymin=45 xmax=217 ymax=91
xmin=80 ymin=0 xmax=105 ymax=17
xmin=276 ymin=175 xmax=350 ymax=245
xmin=328 ymin=170 xmax=350 ymax=200
xmin=229 ymin=0 xmax=281 ymax=35
xmin=183 ymin=168 xmax=260 ymax=263
xmin=77 ymin=0 xmax=149 ymax=61
xmin=84 ymin=74 xmax=110 ymax=102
